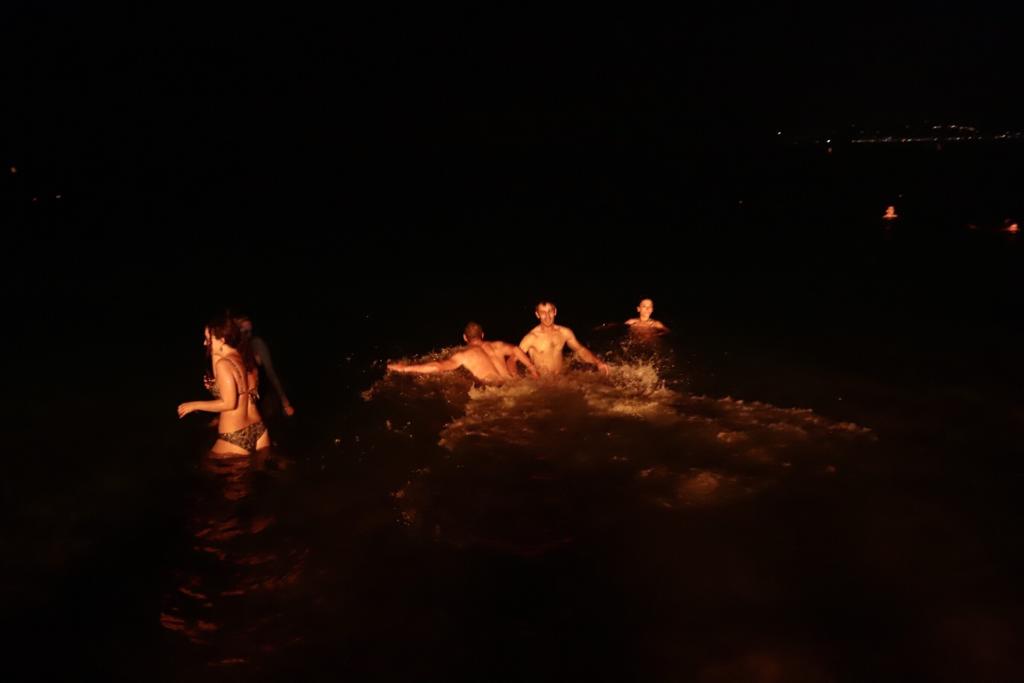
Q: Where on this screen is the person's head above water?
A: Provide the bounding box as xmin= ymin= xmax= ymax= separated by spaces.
xmin=626 ymin=298 xmax=669 ymax=332
xmin=205 ymin=311 xmax=255 ymax=368
xmin=637 ymin=298 xmax=655 ymax=321
xmin=233 ymin=312 xmax=254 ymax=339
xmin=207 ymin=311 xmax=243 ymax=348
xmin=534 ymin=301 xmax=557 ymax=327
xmin=463 ymin=321 xmax=484 ymax=343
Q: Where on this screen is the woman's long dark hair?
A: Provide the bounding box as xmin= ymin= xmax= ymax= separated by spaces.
xmin=207 ymin=310 xmax=257 ymax=371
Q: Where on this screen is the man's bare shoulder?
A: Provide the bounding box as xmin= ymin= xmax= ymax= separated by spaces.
xmin=520 ymin=326 xmax=543 ymax=343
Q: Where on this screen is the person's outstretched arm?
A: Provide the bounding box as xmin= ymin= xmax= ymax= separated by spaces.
xmin=511 ymin=346 xmax=540 ymax=378
xmin=388 ymin=356 xmax=462 ymax=375
xmin=252 ymin=337 xmax=294 ymax=415
xmin=563 ymin=328 xmax=610 ymax=373
xmin=518 ymin=331 xmax=534 ymax=354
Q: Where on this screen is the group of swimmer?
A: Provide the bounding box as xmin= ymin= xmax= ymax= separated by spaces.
xmin=177 ymin=299 xmax=667 ymax=455
xmin=388 ymin=298 xmax=669 ymax=383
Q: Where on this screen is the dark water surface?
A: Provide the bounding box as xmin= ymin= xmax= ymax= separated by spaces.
xmin=7 ymin=143 xmax=1024 ymax=681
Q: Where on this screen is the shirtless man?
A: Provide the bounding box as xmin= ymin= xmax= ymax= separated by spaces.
xmin=388 ymin=322 xmax=539 ymax=383
xmin=625 ymin=298 xmax=670 ymax=333
xmin=519 ymin=301 xmax=610 ymax=375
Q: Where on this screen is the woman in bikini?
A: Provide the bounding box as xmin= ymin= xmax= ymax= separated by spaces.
xmin=177 ymin=312 xmax=270 ymax=454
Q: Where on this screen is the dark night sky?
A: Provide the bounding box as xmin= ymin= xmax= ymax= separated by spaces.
xmin=1 ymin=4 xmax=1020 ymax=267
xmin=2 ymin=5 xmax=1018 ymax=156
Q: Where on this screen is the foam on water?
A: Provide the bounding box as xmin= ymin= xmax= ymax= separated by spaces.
xmin=364 ymin=350 xmax=875 ymax=552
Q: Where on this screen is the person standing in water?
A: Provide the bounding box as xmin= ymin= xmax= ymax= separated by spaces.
xmin=178 ymin=312 xmax=270 ymax=454
xmin=235 ymin=313 xmax=295 ymax=419
xmin=518 ymin=301 xmax=609 ymax=376
xmin=625 ymin=298 xmax=670 ymax=333
xmin=388 ymin=322 xmax=539 ymax=383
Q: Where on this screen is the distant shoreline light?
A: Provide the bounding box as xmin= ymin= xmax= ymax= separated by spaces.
xmin=848 ymin=134 xmax=1023 ymax=144
xmin=785 ymin=124 xmax=1022 ymax=146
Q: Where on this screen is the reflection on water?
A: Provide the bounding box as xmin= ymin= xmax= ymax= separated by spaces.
xmin=160 ymin=449 xmax=307 ymax=670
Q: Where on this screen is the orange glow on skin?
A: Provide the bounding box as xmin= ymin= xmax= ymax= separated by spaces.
xmin=1007 ymin=223 xmax=1019 ymax=234
xmin=882 ymin=206 xmax=898 ymax=220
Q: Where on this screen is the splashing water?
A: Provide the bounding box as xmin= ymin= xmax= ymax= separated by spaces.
xmin=365 ymin=350 xmax=873 ymax=554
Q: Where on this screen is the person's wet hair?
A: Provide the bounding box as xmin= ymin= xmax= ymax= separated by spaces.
xmin=463 ymin=322 xmax=484 ymax=341
xmin=535 ymin=300 xmax=556 ymax=311
xmin=207 ymin=310 xmax=256 ymax=370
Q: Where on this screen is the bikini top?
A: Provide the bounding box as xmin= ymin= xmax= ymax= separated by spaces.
xmin=204 ymin=357 xmax=260 ymax=402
